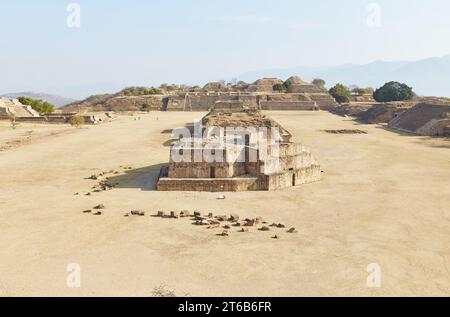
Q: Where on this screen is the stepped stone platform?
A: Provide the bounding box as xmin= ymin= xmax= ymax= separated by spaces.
xmin=63 ymin=76 xmax=337 ymax=113
xmin=157 ymin=101 xmax=322 ymax=192
xmin=388 ymin=103 xmax=450 ymax=137
xmin=160 ymin=77 xmax=336 ymax=112
xmin=0 ymin=98 xmax=40 ymax=119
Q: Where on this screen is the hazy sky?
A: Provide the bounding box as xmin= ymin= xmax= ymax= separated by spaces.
xmin=1 ymin=0 xmax=450 ymax=98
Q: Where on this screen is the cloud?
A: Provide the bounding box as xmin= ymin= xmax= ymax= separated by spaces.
xmin=207 ymin=15 xmax=276 ymax=24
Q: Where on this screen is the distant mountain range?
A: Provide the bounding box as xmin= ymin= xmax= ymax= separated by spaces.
xmin=0 ymin=92 xmax=77 ymax=108
xmin=237 ymin=54 xmax=450 ymax=98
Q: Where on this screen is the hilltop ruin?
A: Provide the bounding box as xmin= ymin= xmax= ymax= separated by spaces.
xmin=63 ymin=77 xmax=337 ymax=112
xmin=162 ymin=76 xmax=336 ymax=112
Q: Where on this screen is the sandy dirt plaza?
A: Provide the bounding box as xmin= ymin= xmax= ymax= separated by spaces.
xmin=0 ymin=111 xmax=449 ymax=296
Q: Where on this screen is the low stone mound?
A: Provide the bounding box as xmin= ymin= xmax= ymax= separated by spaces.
xmin=63 ymin=94 xmax=114 ymax=112
xmin=357 ymin=104 xmax=406 ymax=124
xmin=266 ymin=94 xmax=311 ymax=102
xmin=64 ymin=94 xmax=164 ymax=112
xmin=247 ymin=78 xmax=284 ymax=92
xmin=203 ymin=82 xmax=227 ymax=92
xmin=388 ymin=103 xmax=450 ymax=136
xmin=285 ymin=76 xmax=309 ymax=86
xmin=324 ymin=129 xmax=367 ymax=135
xmin=328 ymin=103 xmax=373 ymax=117
xmin=104 ymin=95 xmax=163 ymax=111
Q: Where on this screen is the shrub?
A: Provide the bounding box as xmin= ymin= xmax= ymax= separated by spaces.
xmin=141 ymin=103 xmax=152 ymax=112
xmin=312 ymin=78 xmax=326 ymax=89
xmin=373 ymin=82 xmax=414 ymax=102
xmin=273 ymin=83 xmax=286 ymax=92
xmin=273 ymin=80 xmax=292 ymax=92
xmin=352 ymin=87 xmax=374 ymax=95
xmin=329 ymin=84 xmax=351 ymax=103
xmin=69 ymin=115 xmax=85 ymax=128
xmin=122 ymin=87 xmax=162 ymax=96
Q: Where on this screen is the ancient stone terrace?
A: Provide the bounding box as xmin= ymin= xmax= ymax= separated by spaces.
xmin=0 ymin=97 xmax=40 ymax=119
xmin=157 ymin=101 xmax=322 ymax=192
xmin=162 ymin=77 xmax=336 ymax=112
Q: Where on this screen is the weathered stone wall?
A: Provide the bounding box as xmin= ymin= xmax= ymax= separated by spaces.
xmin=162 ymin=141 xmax=320 ymax=191
xmin=444 ymin=125 xmax=450 ymax=137
xmin=260 ymin=101 xmax=318 ymax=111
xmin=157 ymin=177 xmax=260 ymax=192
xmin=308 ymin=94 xmax=337 ymax=109
xmin=265 ymin=94 xmax=311 ymax=102
xmin=388 ymin=103 xmax=450 ymax=136
xmin=188 ymin=94 xmax=259 ymax=111
xmin=161 ymin=91 xmax=336 ymax=112
xmin=262 ymin=143 xmax=318 ymax=175
xmin=158 ymin=104 xmax=322 ymax=191
xmin=168 ymin=162 xmax=232 ymax=178
xmin=265 ymin=165 xmax=321 ymax=191
xmin=1 ymin=115 xmax=47 ymax=122
xmin=46 ymin=116 xmax=69 ymax=124
xmin=279 ymin=143 xmax=310 ymax=157
xmin=288 ymin=85 xmax=322 ymax=94
xmin=416 ymin=118 xmax=450 ymax=137
xmin=0 ymin=107 xmax=9 ymax=117
xmin=163 ymin=96 xmax=186 ymax=111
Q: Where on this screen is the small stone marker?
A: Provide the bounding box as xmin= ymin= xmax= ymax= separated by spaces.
xmin=131 ymin=210 xmax=145 ymax=216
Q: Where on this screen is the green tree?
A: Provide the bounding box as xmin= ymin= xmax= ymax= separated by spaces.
xmin=273 ymin=83 xmax=286 ymax=92
xmin=122 ymin=87 xmax=162 ymax=96
xmin=18 ymin=97 xmax=55 ymax=115
xmin=165 ymin=84 xmax=179 ymax=91
xmin=69 ymin=115 xmax=85 ymax=128
xmin=373 ymin=82 xmax=414 ymax=102
xmin=283 ymin=80 xmax=292 ymax=92
xmin=352 ymin=87 xmax=374 ymax=95
xmin=312 ymin=78 xmax=326 ymax=89
xmin=273 ymin=80 xmax=292 ymax=92
xmin=17 ymin=96 xmax=34 ymax=105
xmin=329 ymin=84 xmax=351 ymax=103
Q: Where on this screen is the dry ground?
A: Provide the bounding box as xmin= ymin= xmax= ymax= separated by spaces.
xmin=0 ymin=111 xmax=449 ymax=297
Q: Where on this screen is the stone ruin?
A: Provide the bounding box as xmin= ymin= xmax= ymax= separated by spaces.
xmin=157 ymin=101 xmax=322 ymax=192
xmin=0 ymin=97 xmax=113 ymax=125
xmin=0 ymin=97 xmax=40 ymax=119
xmin=161 ymin=76 xmax=336 ymax=112
xmin=63 ymin=76 xmax=337 ymax=113
xmin=388 ymin=102 xmax=450 ymax=137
